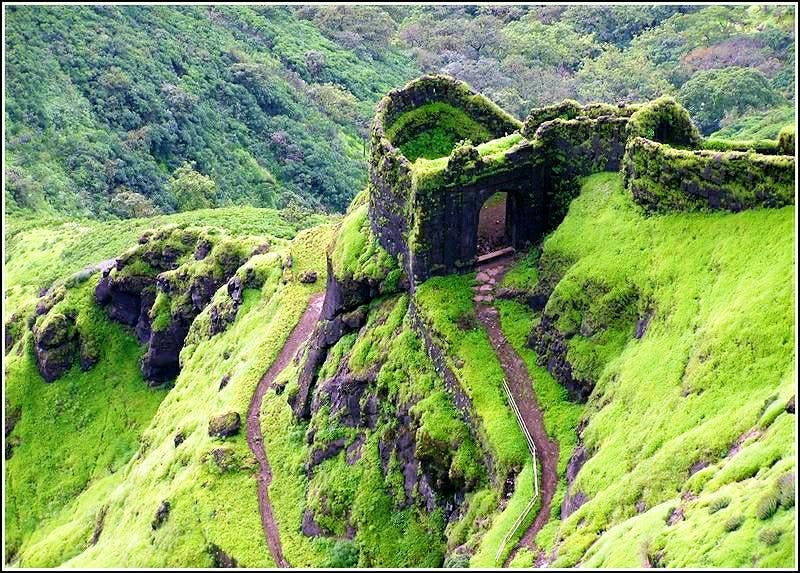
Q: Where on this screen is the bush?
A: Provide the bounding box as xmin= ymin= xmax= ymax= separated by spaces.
xmin=755 ymin=490 xmax=779 ymax=520
xmin=723 ymin=514 xmax=744 ymax=532
xmin=759 ymin=527 xmax=782 ymax=546
xmin=326 ymin=539 xmax=359 ymax=568
xmin=708 ymin=496 xmax=731 ymax=514
xmin=678 ymin=67 xmax=785 ymax=134
xmin=777 ymin=473 xmax=795 ymax=509
xmin=778 ymin=125 xmax=795 ymax=155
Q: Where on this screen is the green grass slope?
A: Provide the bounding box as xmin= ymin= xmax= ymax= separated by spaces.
xmin=4 ymin=279 xmax=166 ymax=562
xmin=499 ymin=172 xmax=795 ymax=568
xmin=3 ymin=208 xmax=334 ymax=566
xmin=3 ymin=207 xmax=328 ymax=321
xmin=260 ymin=294 xmax=484 ymax=567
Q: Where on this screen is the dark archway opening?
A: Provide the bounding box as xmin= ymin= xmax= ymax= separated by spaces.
xmin=477 ymin=191 xmax=511 ymax=257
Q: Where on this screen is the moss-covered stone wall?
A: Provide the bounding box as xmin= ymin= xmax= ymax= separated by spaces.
xmin=623 ymin=137 xmax=795 ymax=212
xmin=367 ymin=77 xmax=795 ymax=285
xmin=531 ymin=115 xmax=631 ymax=230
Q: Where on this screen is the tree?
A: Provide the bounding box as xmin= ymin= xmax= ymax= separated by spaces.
xmin=109 ymin=188 xmax=158 ymax=218
xmin=576 ymin=46 xmax=672 ymax=103
xmin=167 ymin=162 xmax=217 ymax=212
xmin=678 ymin=67 xmax=784 ymax=133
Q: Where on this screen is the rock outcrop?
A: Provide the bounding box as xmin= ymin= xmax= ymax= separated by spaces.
xmin=95 ymin=226 xmax=252 ymax=385
xmin=528 ymin=315 xmax=595 ymax=402
xmin=32 ymin=311 xmax=80 ymax=383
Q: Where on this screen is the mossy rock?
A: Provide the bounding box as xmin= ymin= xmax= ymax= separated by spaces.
xmin=208 ymin=412 xmax=241 ymax=438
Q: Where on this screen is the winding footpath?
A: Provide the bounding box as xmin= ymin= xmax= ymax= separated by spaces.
xmin=472 ymin=254 xmax=559 ymax=566
xmin=246 ymin=292 xmax=324 ymax=568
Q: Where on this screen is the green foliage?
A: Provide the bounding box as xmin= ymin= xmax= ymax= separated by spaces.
xmin=777 ymin=125 xmax=795 ymax=156
xmin=167 ymin=162 xmax=217 ymax=212
xmin=710 ymin=107 xmax=795 ymax=141
xmin=5 ymin=5 xmax=422 ymax=216
xmin=575 ymin=45 xmax=673 ymax=103
xmin=777 ymin=473 xmax=795 ymax=509
xmin=756 ymin=490 xmax=779 ymax=520
xmin=411 ymin=133 xmax=523 ymax=193
xmin=707 ymin=496 xmax=731 ymax=515
xmin=723 ymin=514 xmax=745 ymax=532
xmin=6 ymin=5 xmax=795 ymax=218
xmin=678 ymin=67 xmax=786 ymax=134
xmin=759 ymin=527 xmax=782 ymax=546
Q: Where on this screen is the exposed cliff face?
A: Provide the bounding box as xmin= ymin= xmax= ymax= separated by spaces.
xmin=296 ymin=295 xmax=485 ymax=551
xmin=291 ymin=199 xmax=405 ymax=420
xmin=93 ymin=226 xmax=255 ymax=385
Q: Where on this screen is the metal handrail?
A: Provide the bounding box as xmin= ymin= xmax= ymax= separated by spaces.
xmin=495 ymin=378 xmax=539 ymax=564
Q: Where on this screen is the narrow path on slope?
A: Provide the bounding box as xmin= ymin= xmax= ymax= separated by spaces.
xmin=246 ymin=292 xmax=324 ymax=568
xmin=472 ymin=254 xmax=559 ymax=566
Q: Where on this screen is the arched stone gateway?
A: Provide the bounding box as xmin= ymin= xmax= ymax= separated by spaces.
xmin=367 ymin=75 xmax=794 ymax=285
xmin=476 ymin=191 xmax=511 ymax=257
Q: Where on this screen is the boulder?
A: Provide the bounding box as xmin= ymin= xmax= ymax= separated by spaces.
xmin=298 ymin=270 xmax=318 ymax=284
xmin=209 ymin=447 xmax=237 ymax=471
xmin=151 ymin=500 xmax=170 ymax=530
xmin=208 ymin=412 xmax=241 ymax=438
xmin=33 ymin=312 xmax=79 ymax=382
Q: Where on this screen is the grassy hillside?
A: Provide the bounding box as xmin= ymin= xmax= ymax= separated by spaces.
xmin=3 ymin=208 xmax=334 ymax=565
xmin=4 ymin=208 xmax=328 ymax=321
xmin=499 ymin=173 xmax=795 ymax=567
xmin=3 ymin=171 xmax=795 ymax=567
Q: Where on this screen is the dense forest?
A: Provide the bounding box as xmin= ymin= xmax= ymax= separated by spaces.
xmin=5 ymin=4 xmax=795 ymax=219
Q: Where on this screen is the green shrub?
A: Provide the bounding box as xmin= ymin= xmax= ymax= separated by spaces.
xmin=723 ymin=514 xmax=745 ymax=532
xmin=759 ymin=527 xmax=782 ymax=546
xmin=708 ymin=496 xmax=731 ymax=514
xmin=755 ymin=490 xmax=779 ymax=520
xmin=325 ymin=539 xmax=359 ymax=568
xmin=777 ymin=473 xmax=795 ymax=509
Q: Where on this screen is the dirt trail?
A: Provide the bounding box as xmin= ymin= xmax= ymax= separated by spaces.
xmin=472 ymin=255 xmax=559 ymax=566
xmin=246 ymin=292 xmax=324 ymax=568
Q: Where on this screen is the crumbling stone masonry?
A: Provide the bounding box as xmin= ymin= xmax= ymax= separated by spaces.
xmin=367 ymin=75 xmax=780 ymax=284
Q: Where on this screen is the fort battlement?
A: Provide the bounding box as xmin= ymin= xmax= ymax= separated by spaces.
xmin=366 ymin=75 xmax=795 ymax=283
